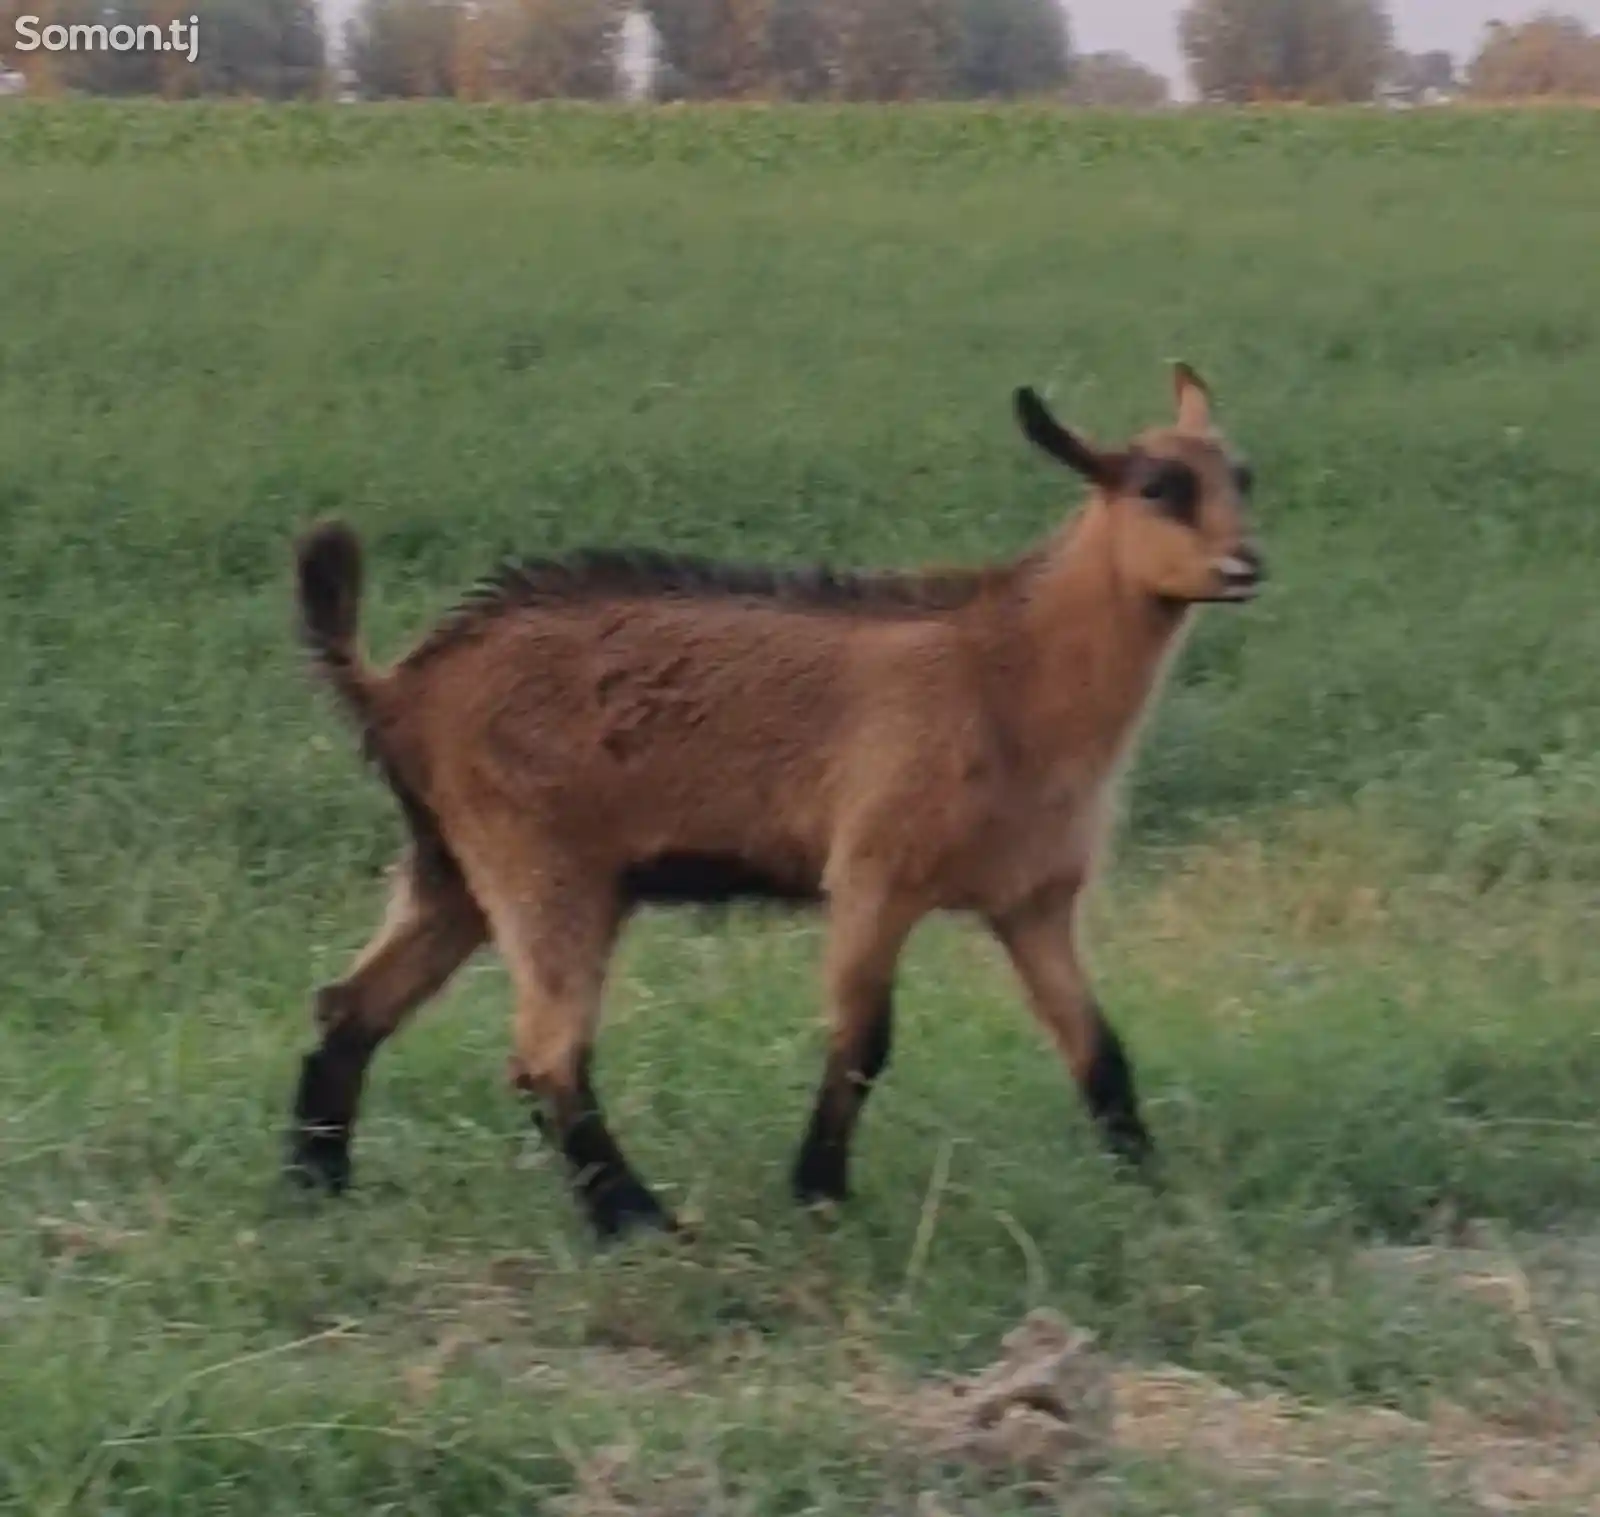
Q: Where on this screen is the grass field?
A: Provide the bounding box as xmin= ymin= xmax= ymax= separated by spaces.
xmin=1 ymin=102 xmax=1599 ymax=1514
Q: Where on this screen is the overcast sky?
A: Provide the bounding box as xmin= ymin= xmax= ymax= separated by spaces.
xmin=1074 ymin=1 xmax=1600 ymax=88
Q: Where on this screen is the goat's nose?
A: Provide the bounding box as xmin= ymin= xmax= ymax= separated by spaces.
xmin=1214 ymin=542 xmax=1265 ymax=600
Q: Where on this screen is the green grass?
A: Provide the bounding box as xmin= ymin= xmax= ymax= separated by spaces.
xmin=1 ymin=104 xmax=1598 ymax=1513
xmin=3 ymin=97 xmax=1600 ymax=168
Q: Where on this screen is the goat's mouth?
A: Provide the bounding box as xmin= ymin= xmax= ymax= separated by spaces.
xmin=1209 ymin=553 xmax=1264 ymax=603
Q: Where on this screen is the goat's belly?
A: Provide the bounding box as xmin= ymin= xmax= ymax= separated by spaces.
xmin=615 ymin=803 xmax=828 ymax=909
xmin=619 ymin=847 xmax=824 ymax=907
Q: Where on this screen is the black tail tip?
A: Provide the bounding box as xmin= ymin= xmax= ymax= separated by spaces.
xmin=295 ymin=519 xmax=363 ymax=650
xmin=1013 ymin=385 xmax=1055 ymax=440
xmin=296 ymin=518 xmax=361 ymax=580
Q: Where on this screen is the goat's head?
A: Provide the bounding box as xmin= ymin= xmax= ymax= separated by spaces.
xmin=1014 ymin=362 xmax=1263 ymax=606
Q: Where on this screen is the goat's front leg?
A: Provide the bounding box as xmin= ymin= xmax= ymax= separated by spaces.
xmin=792 ymin=889 xmax=919 ymax=1207
xmin=991 ymin=885 xmax=1153 ymax=1170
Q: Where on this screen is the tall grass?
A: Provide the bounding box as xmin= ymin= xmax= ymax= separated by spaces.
xmin=1 ymin=97 xmax=1599 ymax=167
xmin=0 ymin=109 xmax=1596 ymax=1513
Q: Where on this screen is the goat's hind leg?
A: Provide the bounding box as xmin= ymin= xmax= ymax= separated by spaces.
xmin=466 ymin=853 xmax=671 ymax=1242
xmin=288 ymin=846 xmax=486 ymax=1193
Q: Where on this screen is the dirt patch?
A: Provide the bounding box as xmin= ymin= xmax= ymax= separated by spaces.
xmin=36 ymin=1207 xmax=141 ymax=1260
xmin=1359 ymin=1227 xmax=1600 ymax=1323
xmin=384 ymin=1255 xmax=1598 ymax=1512
xmin=386 ymin=1253 xmax=698 ymax=1409
xmin=1115 ymin=1364 xmax=1600 ymax=1512
xmin=551 ymin=1443 xmax=722 ymax=1517
xmin=1358 ymin=1228 xmax=1600 ymax=1434
xmin=863 ymin=1309 xmax=1600 ymax=1512
xmin=864 ymin=1309 xmax=1113 ymax=1487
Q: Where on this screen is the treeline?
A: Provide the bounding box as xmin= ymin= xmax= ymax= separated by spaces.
xmin=346 ymin=0 xmax=1106 ymax=103
xmin=1180 ymin=1 xmax=1600 ymax=106
xmin=0 ymin=0 xmax=1134 ymax=102
xmin=4 ymin=0 xmax=1600 ymax=106
xmin=1 ymin=0 xmax=324 ymax=96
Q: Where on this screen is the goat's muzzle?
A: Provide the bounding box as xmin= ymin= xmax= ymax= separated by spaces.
xmin=1211 ymin=543 xmax=1265 ymax=602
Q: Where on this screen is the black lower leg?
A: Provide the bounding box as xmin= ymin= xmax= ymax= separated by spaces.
xmin=793 ymin=988 xmax=894 ymax=1205
xmin=1083 ymin=1005 xmax=1152 ymax=1169
xmin=286 ymin=1006 xmax=380 ymax=1194
xmin=538 ymin=1052 xmax=673 ymax=1241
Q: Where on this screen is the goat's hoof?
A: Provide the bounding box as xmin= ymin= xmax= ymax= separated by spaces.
xmin=797 ymin=1199 xmax=847 ymax=1237
xmin=285 ymin=1129 xmax=352 ymax=1195
xmin=588 ymin=1183 xmax=677 ymax=1244
xmin=793 ymin=1184 xmax=849 ymax=1211
xmin=1105 ymin=1128 xmax=1161 ymax=1188
xmin=790 ymin=1155 xmax=850 ymax=1211
xmin=792 ymin=1181 xmax=850 ymax=1232
xmin=1132 ymin=1153 xmax=1165 ymax=1192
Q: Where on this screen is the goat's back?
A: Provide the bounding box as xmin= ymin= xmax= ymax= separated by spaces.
xmin=385 ymin=593 xmax=1007 ymax=901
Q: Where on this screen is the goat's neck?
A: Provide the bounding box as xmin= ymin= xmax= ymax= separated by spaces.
xmin=1013 ymin=505 xmax=1194 ymax=782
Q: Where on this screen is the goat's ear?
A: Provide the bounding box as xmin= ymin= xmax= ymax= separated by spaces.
xmin=1014 ymin=387 xmax=1122 ymax=488
xmin=1171 ymin=360 xmax=1213 ymax=433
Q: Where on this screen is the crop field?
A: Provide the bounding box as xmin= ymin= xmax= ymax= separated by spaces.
xmin=1 ymin=102 xmax=1599 ymax=1514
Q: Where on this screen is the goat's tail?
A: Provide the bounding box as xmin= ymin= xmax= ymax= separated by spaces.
xmin=295 ymin=520 xmax=383 ymax=732
xmin=295 ymin=521 xmax=461 ymax=882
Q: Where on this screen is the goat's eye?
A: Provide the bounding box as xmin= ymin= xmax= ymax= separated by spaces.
xmin=1233 ymin=462 xmax=1256 ymax=496
xmin=1140 ymin=462 xmax=1199 ymax=524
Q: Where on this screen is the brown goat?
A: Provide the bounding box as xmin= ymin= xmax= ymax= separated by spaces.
xmin=287 ymin=362 xmax=1263 ymax=1239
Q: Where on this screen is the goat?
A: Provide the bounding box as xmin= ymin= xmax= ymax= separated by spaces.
xmin=287 ymin=362 xmax=1264 ymax=1240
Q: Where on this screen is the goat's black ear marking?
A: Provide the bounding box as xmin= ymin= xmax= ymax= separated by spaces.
xmin=1014 ymin=387 xmax=1116 ymax=487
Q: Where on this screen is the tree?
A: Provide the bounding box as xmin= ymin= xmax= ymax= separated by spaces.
xmin=57 ymin=0 xmax=167 ymax=94
xmin=820 ymin=0 xmax=957 ymax=99
xmin=1465 ymin=13 xmax=1600 ymax=99
xmin=1385 ymin=46 xmax=1454 ymax=101
xmin=953 ymin=0 xmax=1069 ymax=98
xmin=13 ymin=0 xmax=325 ymax=96
xmin=649 ymin=0 xmax=1013 ymax=101
xmin=1178 ymin=0 xmax=1393 ymax=104
xmin=1067 ymin=50 xmax=1169 ymax=107
xmin=767 ymin=0 xmax=830 ymax=97
xmin=623 ymin=0 xmax=1074 ymax=100
xmin=346 ymin=0 xmax=621 ymax=97
xmin=641 ymin=0 xmax=774 ymax=98
xmin=477 ymin=0 xmax=625 ymax=97
xmin=197 ymin=0 xmax=326 ymax=97
xmin=344 ymin=0 xmax=464 ymax=96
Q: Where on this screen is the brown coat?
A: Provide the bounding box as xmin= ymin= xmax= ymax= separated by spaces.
xmin=285 ymin=363 xmax=1264 ymax=1241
